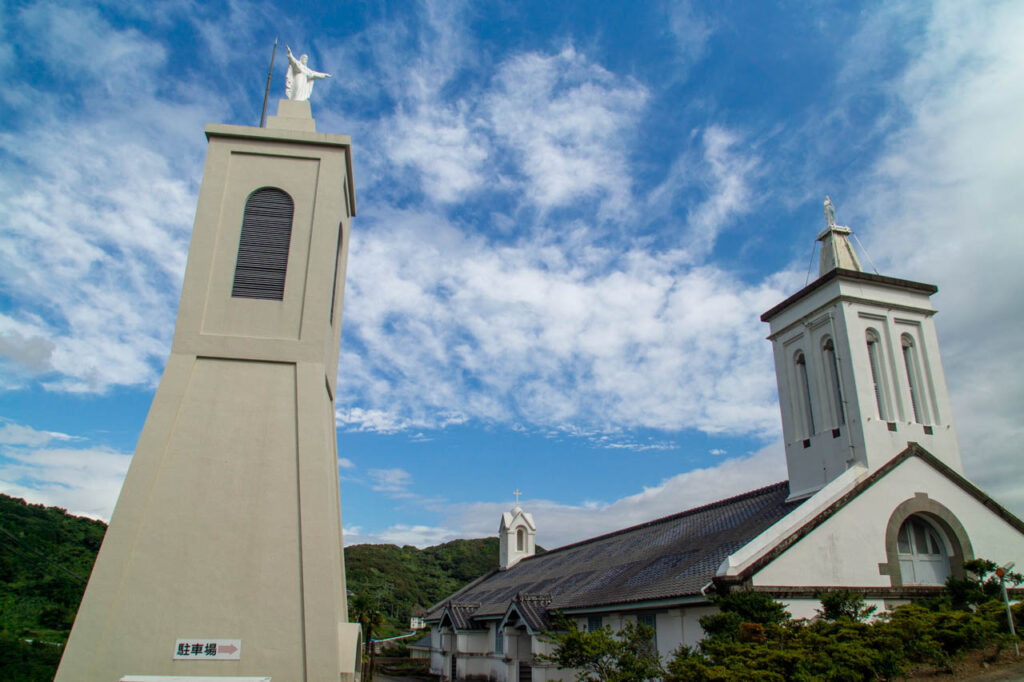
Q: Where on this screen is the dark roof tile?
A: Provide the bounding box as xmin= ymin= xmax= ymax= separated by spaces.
xmin=426 ymin=482 xmax=798 ymax=625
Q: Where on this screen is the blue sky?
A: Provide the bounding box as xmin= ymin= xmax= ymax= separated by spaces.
xmin=1 ymin=0 xmax=1022 ymax=549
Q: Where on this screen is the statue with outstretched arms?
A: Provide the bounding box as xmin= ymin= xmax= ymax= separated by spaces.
xmin=285 ymin=45 xmax=331 ymax=101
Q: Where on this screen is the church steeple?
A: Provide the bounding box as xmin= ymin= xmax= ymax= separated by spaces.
xmin=499 ymin=491 xmax=536 ymax=569
xmin=761 ymin=197 xmax=962 ymax=500
xmin=817 ymin=196 xmax=862 ymax=274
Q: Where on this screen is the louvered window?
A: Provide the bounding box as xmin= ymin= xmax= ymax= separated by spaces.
xmin=866 ymin=329 xmax=890 ymax=421
xmin=232 ymin=187 xmax=295 ymax=300
xmin=901 ymin=334 xmax=929 ymax=424
xmin=822 ymin=338 xmax=845 ymax=427
xmin=794 ymin=351 xmax=815 ymax=437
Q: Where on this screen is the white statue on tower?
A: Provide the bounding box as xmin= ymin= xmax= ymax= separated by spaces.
xmin=286 ymin=45 xmax=331 ymax=101
xmin=824 ymin=195 xmax=836 ymax=227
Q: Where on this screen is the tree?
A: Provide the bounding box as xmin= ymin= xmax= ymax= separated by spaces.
xmin=349 ymin=593 xmax=386 ymax=678
xmin=538 ymin=614 xmax=664 ymax=681
xmin=945 ymin=559 xmax=1024 ymax=611
xmin=816 ymin=590 xmax=877 ymax=622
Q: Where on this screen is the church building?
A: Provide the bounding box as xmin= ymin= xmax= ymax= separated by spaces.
xmin=422 ymin=201 xmax=1024 ymax=682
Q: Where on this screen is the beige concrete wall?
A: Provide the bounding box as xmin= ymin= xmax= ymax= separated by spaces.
xmin=57 ymin=106 xmax=357 ymax=681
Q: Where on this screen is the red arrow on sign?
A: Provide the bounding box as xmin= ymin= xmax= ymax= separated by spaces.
xmin=218 ymin=644 xmax=238 ymax=655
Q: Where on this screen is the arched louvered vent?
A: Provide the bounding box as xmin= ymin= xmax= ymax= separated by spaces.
xmin=232 ymin=187 xmax=295 ymax=300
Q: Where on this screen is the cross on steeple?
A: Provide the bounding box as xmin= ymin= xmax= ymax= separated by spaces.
xmin=513 ymin=489 xmax=522 ymax=505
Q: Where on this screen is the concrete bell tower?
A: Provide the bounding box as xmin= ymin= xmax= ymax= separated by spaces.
xmin=56 ymin=99 xmax=361 ymax=681
xmin=761 ymin=197 xmax=962 ymax=501
xmin=499 ymin=491 xmax=536 ymax=569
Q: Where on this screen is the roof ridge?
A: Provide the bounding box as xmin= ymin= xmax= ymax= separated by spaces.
xmin=537 ymin=480 xmax=789 ymax=558
xmin=516 ymin=593 xmax=553 ymax=602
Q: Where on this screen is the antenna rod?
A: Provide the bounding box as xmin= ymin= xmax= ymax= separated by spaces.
xmin=259 ymin=37 xmax=278 ymax=128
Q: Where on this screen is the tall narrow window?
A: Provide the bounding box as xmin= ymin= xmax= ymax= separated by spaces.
xmin=822 ymin=338 xmax=845 ymax=427
xmin=901 ymin=334 xmax=929 ymax=424
xmin=232 ymin=187 xmax=295 ymax=300
xmin=795 ymin=351 xmax=815 ymax=437
xmin=637 ymin=613 xmax=657 ymax=652
xmin=494 ymin=626 xmax=503 ymax=655
xmin=866 ymin=330 xmax=890 ymax=421
xmin=516 ymin=528 xmax=524 ymax=552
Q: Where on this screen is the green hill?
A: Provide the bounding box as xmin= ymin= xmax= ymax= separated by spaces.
xmin=0 ymin=494 xmax=105 ymax=680
xmin=344 ymin=537 xmax=500 ymax=624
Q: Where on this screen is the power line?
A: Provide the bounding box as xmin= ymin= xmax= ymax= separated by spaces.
xmin=0 ymin=524 xmax=88 ymax=584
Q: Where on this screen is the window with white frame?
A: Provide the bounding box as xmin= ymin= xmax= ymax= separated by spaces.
xmin=822 ymin=338 xmax=845 ymax=427
xmin=587 ymin=616 xmax=602 ymax=632
xmin=794 ymin=351 xmax=815 ymax=438
xmin=516 ymin=528 xmax=525 ymax=552
xmin=494 ymin=625 xmax=503 ymax=655
xmin=866 ymin=329 xmax=891 ymax=421
xmin=897 ymin=516 xmax=951 ymax=585
xmin=901 ymin=334 xmax=929 ymax=424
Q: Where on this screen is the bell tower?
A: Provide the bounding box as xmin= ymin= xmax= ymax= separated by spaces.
xmin=56 ymin=99 xmax=361 ymax=681
xmin=499 ymin=491 xmax=536 ymax=569
xmin=761 ymin=197 xmax=962 ymax=500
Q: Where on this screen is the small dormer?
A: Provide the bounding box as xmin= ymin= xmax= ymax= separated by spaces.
xmin=499 ymin=492 xmax=536 ymax=569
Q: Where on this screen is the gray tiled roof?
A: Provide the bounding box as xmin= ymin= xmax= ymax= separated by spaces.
xmin=409 ymin=633 xmax=431 ymax=650
xmin=507 ymin=593 xmax=553 ymax=632
xmin=427 ymin=481 xmax=798 ymax=628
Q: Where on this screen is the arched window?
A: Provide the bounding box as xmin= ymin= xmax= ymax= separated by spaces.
xmin=516 ymin=528 xmax=525 ymax=552
xmin=822 ymin=338 xmax=845 ymax=427
xmin=901 ymin=334 xmax=929 ymax=424
xmin=794 ymin=351 xmax=815 ymax=438
xmin=896 ymin=516 xmax=951 ymax=585
xmin=865 ymin=329 xmax=891 ymax=421
xmin=232 ymin=187 xmax=295 ymax=300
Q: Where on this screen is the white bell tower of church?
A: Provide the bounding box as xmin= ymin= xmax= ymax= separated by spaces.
xmin=761 ymin=198 xmax=962 ymax=501
xmin=499 ymin=490 xmax=536 ymax=569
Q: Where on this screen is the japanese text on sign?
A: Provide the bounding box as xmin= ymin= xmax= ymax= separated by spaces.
xmin=172 ymin=638 xmax=241 ymax=660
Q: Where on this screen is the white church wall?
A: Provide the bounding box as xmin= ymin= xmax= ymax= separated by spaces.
xmin=752 ymin=456 xmax=1024 ymax=588
xmin=655 ymin=610 xmax=684 ymax=660
xmin=680 ymin=605 xmax=717 ymax=649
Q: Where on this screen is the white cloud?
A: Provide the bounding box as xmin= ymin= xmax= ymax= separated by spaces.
xmin=0 ymin=421 xmax=131 ymax=520
xmin=852 ymin=0 xmax=1024 ymax=514
xmin=343 ymin=523 xmax=470 ymax=548
xmin=0 ymin=314 xmax=56 ymax=390
xmin=367 ymin=468 xmax=414 ymax=495
xmin=338 ymin=206 xmax=789 ymax=437
xmin=666 ymin=0 xmax=714 ymax=69
xmin=0 ymin=420 xmax=76 ymax=447
xmin=486 ymin=46 xmax=649 ymax=214
xmin=438 ymin=441 xmax=787 ymax=548
xmin=0 ymin=2 xmax=223 ymax=394
xmin=385 ymin=104 xmax=490 ymax=203
xmin=338 ymin=457 xmax=356 ymax=470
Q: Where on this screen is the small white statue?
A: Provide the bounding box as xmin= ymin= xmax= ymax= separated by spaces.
xmin=285 ymin=45 xmax=331 ymax=102
xmin=824 ymin=195 xmax=836 ymax=227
